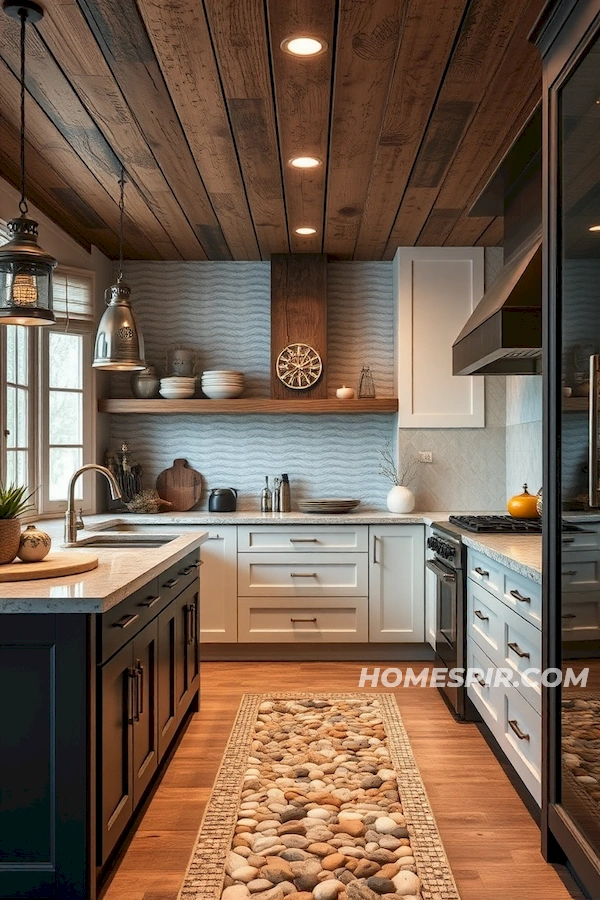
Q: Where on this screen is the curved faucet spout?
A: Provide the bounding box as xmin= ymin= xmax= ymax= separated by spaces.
xmin=65 ymin=464 xmax=122 ymax=543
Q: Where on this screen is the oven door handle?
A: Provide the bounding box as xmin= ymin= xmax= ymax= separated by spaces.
xmin=426 ymin=559 xmax=456 ymax=582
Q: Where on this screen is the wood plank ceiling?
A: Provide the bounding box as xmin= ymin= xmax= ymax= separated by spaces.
xmin=0 ymin=0 xmax=546 ymax=261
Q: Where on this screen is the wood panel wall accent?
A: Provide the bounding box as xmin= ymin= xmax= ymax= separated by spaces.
xmin=270 ymin=254 xmax=327 ymax=400
xmin=0 ymin=0 xmax=547 ymax=259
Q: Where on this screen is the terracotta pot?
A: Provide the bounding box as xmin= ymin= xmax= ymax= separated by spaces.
xmin=0 ymin=519 xmax=22 ymax=565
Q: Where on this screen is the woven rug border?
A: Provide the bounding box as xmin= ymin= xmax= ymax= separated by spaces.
xmin=178 ymin=692 xmax=461 ymax=900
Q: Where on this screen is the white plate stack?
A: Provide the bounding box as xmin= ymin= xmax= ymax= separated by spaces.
xmin=159 ymin=376 xmax=196 ymax=399
xmin=201 ymin=370 xmax=245 ymax=399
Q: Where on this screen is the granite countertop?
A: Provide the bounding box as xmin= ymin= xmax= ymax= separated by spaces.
xmin=461 ymin=533 xmax=542 ymax=583
xmin=81 ymin=509 xmax=451 ymax=527
xmin=0 ymin=522 xmax=208 ymax=614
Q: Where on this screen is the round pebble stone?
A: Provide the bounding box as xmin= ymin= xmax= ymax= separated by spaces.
xmin=307 ymin=843 xmax=337 ymax=857
xmin=307 ymin=809 xmax=331 ymax=820
xmin=231 ymin=867 xmax=259 ymax=883
xmin=252 ymin=887 xmax=285 ymax=900
xmin=248 ymin=881 xmax=275 ymax=893
xmin=353 ymin=860 xmax=380 ymax=878
xmin=228 ymin=852 xmax=249 ymax=874
xmin=376 ymin=770 xmax=396 ymax=782
xmin=281 ymin=808 xmax=308 ymax=823
xmin=313 ymin=880 xmax=344 ymax=900
xmin=365 ymin=877 xmax=396 ymax=895
xmin=378 ymin=836 xmax=400 ymax=850
xmin=391 ymin=871 xmax=420 ymax=896
xmin=280 ymin=850 xmax=309 ymax=862
xmin=321 ymin=854 xmax=347 ymax=871
xmin=373 ymin=818 xmax=397 ymax=834
xmin=223 ymin=887 xmax=251 ymax=900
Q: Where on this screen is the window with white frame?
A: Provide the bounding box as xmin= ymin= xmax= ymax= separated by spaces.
xmin=1 ymin=225 xmax=95 ymax=516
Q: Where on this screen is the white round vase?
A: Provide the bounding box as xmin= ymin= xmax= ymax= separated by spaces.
xmin=386 ymin=485 xmax=415 ymax=514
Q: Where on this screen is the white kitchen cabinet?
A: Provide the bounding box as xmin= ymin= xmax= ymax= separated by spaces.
xmin=394 ymin=247 xmax=485 ymax=428
xmin=425 ymin=526 xmax=436 ymax=650
xmin=198 ymin=526 xmax=238 ymax=642
xmin=369 ymin=525 xmax=425 ymax=642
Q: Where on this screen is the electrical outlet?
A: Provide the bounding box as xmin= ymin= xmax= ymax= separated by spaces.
xmin=417 ymin=451 xmax=433 ymax=463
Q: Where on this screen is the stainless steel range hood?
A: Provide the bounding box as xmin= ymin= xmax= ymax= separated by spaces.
xmin=452 ymin=106 xmax=542 ymax=376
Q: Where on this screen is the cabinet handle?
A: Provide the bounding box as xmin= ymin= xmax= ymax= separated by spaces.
xmin=474 ymin=609 xmax=489 ymax=621
xmin=208 ymin=534 xmax=220 ymax=540
xmin=373 ymin=534 xmax=379 ymax=564
xmin=127 ymin=668 xmax=136 ymax=724
xmin=563 ymin=570 xmax=577 ymax=577
xmin=507 ymin=641 xmax=530 ymax=659
xmin=290 ymin=538 xmax=319 ymax=543
xmin=476 ymin=676 xmax=487 ymax=688
xmin=114 ymin=613 xmax=139 ymax=629
xmin=562 ymin=613 xmax=576 ymax=619
xmin=181 ymin=565 xmax=196 ymax=575
xmin=510 ymin=589 xmax=531 ymax=604
xmin=508 ymin=719 xmax=530 ymax=741
xmin=136 ymin=661 xmax=144 ymax=716
xmin=562 ymin=536 xmax=575 ymax=543
xmin=475 ymin=566 xmax=489 ymax=577
xmin=186 ymin=604 xmax=195 ymax=644
xmin=164 ymin=578 xmax=180 ymax=589
xmin=140 ymin=595 xmax=160 ymax=608
xmin=291 ymin=617 xmax=317 ymax=623
xmin=290 ymin=572 xmax=317 ymax=577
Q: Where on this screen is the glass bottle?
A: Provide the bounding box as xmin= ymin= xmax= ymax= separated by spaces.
xmin=260 ymin=476 xmax=272 ymax=512
xmin=358 ymin=366 xmax=375 ymax=398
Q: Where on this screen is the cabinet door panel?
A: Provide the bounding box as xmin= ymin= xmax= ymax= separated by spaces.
xmin=369 ymin=526 xmax=425 ymax=642
xmin=132 ymin=619 xmax=158 ymax=807
xmin=176 ymin=584 xmax=200 ymax=721
xmin=200 ymin=527 xmax=237 ymax=642
xmin=98 ymin=643 xmax=134 ymax=865
xmin=157 ymin=601 xmax=178 ymax=760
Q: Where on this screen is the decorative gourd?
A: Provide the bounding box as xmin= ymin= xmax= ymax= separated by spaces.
xmin=507 ymin=483 xmax=540 ymax=518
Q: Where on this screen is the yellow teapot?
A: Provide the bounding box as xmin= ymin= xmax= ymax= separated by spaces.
xmin=507 ymin=484 xmax=540 ymax=518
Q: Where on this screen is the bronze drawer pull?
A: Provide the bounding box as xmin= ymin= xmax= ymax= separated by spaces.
xmin=563 ymin=570 xmax=577 ymax=577
xmin=562 ymin=536 xmax=575 ymax=543
xmin=136 ymin=661 xmax=144 ymax=717
xmin=562 ymin=613 xmax=576 ymax=619
xmin=127 ymin=668 xmax=136 ymax=723
xmin=476 ymin=676 xmax=487 ymax=688
xmin=291 ymin=617 xmax=317 ymax=623
xmin=139 ymin=595 xmax=160 ymax=608
xmin=510 ymin=589 xmax=531 ymax=603
xmin=114 ymin=613 xmax=139 ymax=629
xmin=507 ymin=641 xmax=530 ymax=659
xmin=508 ymin=719 xmax=530 ymax=741
xmin=474 ymin=609 xmax=489 ymax=621
xmin=475 ymin=566 xmax=489 ymax=577
xmin=181 ymin=565 xmax=197 ymax=575
xmin=290 ymin=572 xmax=317 ymax=577
xmin=164 ymin=578 xmax=180 ymax=588
xmin=289 ymin=538 xmax=319 ymax=543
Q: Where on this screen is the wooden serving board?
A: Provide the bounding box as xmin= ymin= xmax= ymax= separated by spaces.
xmin=0 ymin=552 xmax=98 ymax=582
xmin=156 ymin=458 xmax=203 ymax=511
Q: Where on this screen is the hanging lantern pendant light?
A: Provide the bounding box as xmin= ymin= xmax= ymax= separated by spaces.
xmin=93 ymin=169 xmax=145 ymax=370
xmin=0 ymin=0 xmax=57 ymax=325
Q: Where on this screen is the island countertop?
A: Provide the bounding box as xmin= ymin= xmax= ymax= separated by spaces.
xmin=0 ymin=527 xmax=208 ymax=614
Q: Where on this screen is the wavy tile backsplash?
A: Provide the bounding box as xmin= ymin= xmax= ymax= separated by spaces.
xmin=106 ymin=257 xmax=506 ymax=511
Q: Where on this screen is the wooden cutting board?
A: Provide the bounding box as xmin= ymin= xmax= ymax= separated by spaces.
xmin=156 ymin=458 xmax=203 ymax=511
xmin=0 ymin=552 xmax=98 ymax=582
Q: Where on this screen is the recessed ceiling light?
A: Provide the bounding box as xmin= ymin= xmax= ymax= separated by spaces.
xmin=289 ymin=156 xmax=321 ymax=169
xmin=281 ymin=36 xmax=327 ymax=57
xmin=590 ymin=225 xmax=600 ymax=231
xmin=295 ymin=227 xmax=317 ymax=235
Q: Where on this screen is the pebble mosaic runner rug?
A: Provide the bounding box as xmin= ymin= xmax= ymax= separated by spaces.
xmin=178 ymin=693 xmax=460 ymax=900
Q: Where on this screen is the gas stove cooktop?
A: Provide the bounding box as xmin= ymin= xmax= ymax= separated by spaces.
xmin=448 ymin=514 xmax=542 ymax=533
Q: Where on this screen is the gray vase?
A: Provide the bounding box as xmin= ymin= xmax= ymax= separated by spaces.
xmin=131 ymin=366 xmax=160 ymax=399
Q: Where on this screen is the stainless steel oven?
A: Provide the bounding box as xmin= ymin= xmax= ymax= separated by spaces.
xmin=426 ymin=525 xmax=466 ymax=719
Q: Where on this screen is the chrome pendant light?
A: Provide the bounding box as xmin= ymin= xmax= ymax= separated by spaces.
xmin=0 ymin=0 xmax=57 ymax=326
xmin=93 ymin=169 xmax=145 ymax=370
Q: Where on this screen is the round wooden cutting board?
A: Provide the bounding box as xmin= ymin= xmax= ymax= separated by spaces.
xmin=156 ymin=458 xmax=203 ymax=511
xmin=0 ymin=552 xmax=99 ymax=582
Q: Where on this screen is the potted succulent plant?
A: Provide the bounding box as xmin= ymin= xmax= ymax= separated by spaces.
xmin=0 ymin=482 xmax=36 ymax=565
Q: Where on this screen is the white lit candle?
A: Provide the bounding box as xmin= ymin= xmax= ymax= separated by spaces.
xmin=336 ymin=385 xmax=355 ymax=399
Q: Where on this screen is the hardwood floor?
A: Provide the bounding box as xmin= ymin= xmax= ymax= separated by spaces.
xmin=102 ymin=662 xmax=586 ymax=900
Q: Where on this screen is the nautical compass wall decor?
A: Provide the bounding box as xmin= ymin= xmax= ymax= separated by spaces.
xmin=276 ymin=342 xmax=323 ymax=390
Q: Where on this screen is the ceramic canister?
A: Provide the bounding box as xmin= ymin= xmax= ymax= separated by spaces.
xmin=17 ymin=524 xmax=52 ymax=562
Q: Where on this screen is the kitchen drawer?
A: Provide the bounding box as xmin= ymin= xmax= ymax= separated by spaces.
xmin=468 ymin=550 xmax=504 ymax=599
xmin=238 ymin=552 xmax=368 ymax=597
xmin=500 ymin=682 xmax=541 ymax=805
xmin=467 ymin=580 xmax=502 ymax=661
xmin=158 ymin=550 xmax=200 ymax=599
xmin=238 ymin=525 xmax=368 ymax=553
xmin=561 ymin=528 xmax=600 ymax=552
xmin=237 ymin=596 xmax=368 ymax=642
xmin=562 ymin=594 xmax=600 ymax=641
xmin=99 ymin=577 xmax=162 ymax=664
xmin=467 ymin=640 xmax=502 ymax=733
xmin=501 ymin=569 xmax=541 ymax=629
xmin=501 ymin=604 xmax=542 ymax=714
xmin=561 ymin=551 xmax=600 ymax=593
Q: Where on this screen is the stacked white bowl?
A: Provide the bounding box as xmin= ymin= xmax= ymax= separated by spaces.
xmin=159 ymin=376 xmax=196 ymax=399
xmin=201 ymin=370 xmax=245 ymax=399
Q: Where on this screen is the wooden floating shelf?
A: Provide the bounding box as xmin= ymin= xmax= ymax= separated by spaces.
xmin=98 ymin=398 xmax=399 ymax=415
xmin=563 ymin=397 xmax=588 ymax=412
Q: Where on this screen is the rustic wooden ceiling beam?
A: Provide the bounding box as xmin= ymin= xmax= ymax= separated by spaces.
xmin=383 ymin=0 xmax=533 ymax=258
xmin=136 ymin=0 xmax=260 ymax=260
xmin=76 ymin=0 xmax=230 ymax=260
xmin=267 ymin=0 xmax=335 ymax=255
xmin=353 ymin=0 xmax=468 ymax=260
xmin=201 ymin=0 xmax=288 ymax=259
xmin=324 ymin=0 xmax=404 ymax=258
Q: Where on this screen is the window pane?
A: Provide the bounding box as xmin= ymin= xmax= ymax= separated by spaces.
xmin=16 ymin=326 xmax=27 ymax=385
xmin=6 ymin=326 xmax=16 ymax=382
xmin=49 ymin=391 xmax=82 ymax=444
xmin=6 ymin=386 xmax=16 ymax=449
xmin=6 ymin=450 xmax=28 ymax=489
xmin=49 ymin=447 xmax=82 ymax=500
xmin=16 ymin=388 xmax=28 ymax=447
xmin=49 ymin=333 xmax=82 ymax=389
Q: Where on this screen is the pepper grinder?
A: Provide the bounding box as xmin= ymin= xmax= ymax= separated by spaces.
xmin=280 ymin=474 xmax=291 ymax=512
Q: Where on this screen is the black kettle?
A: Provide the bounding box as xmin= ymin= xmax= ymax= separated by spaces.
xmin=208 ymin=488 xmax=238 ymax=512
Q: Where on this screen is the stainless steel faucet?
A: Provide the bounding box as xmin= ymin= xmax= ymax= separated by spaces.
xmin=65 ymin=464 xmax=122 ymax=543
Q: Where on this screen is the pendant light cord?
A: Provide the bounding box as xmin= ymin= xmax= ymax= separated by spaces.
xmin=118 ymin=167 xmax=125 ymax=281
xmin=18 ymin=8 xmax=28 ymax=216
